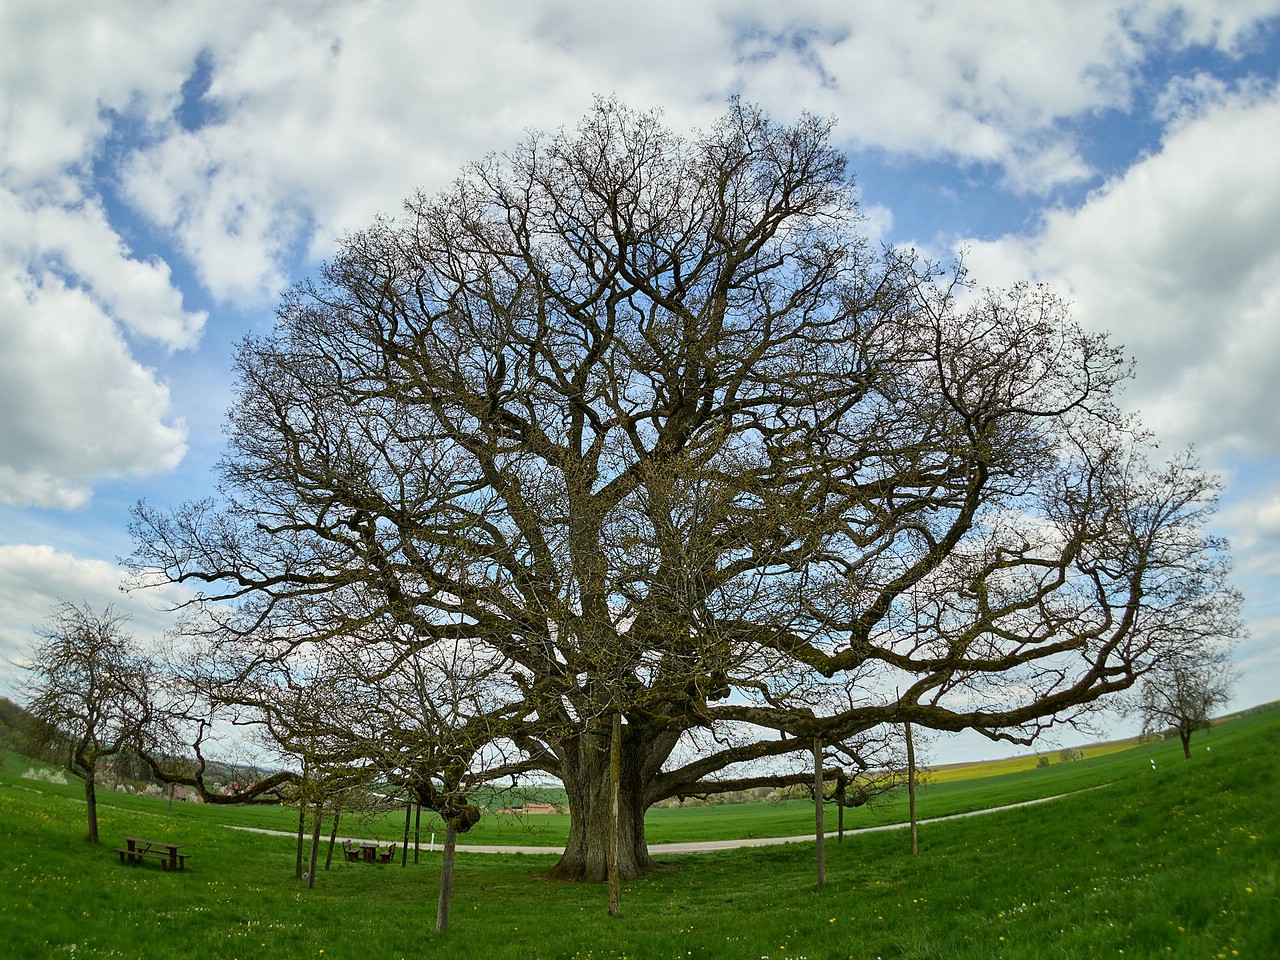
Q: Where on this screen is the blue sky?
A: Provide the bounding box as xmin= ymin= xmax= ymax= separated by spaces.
xmin=2 ymin=1 xmax=1279 ymax=762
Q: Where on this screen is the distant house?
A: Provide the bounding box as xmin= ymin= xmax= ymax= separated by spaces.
xmin=496 ymin=801 xmax=562 ymax=815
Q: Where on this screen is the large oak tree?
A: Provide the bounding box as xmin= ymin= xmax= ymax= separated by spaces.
xmin=129 ymin=99 xmax=1239 ymax=881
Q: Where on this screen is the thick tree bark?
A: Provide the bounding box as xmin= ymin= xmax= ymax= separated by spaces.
xmin=608 ymin=711 xmax=622 ymax=915
xmin=1179 ymin=725 xmax=1193 ymax=760
xmin=83 ymin=771 xmax=99 ymax=844
xmin=543 ymin=725 xmax=663 ymax=882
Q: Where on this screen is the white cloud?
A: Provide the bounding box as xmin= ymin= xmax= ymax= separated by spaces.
xmin=0 ymin=544 xmax=193 ymax=698
xmin=964 ymin=79 xmax=1280 ymax=459
xmin=0 ymin=190 xmax=206 ymax=350
xmin=1 ymin=1 xmax=1275 ymax=505
xmin=1125 ymin=0 xmax=1280 ymax=53
xmin=1196 ymin=489 xmax=1280 ymax=712
xmin=114 ymin=1 xmax=738 ymax=306
xmin=0 ymin=0 xmax=222 ymax=188
xmin=0 ymin=270 xmax=187 ymax=509
xmin=0 ymin=2 xmax=212 ymax=510
xmin=99 ymin=0 xmax=1280 ymax=313
xmin=727 ymin=1 xmax=1280 ymax=191
xmin=1217 ymin=483 xmax=1280 ymax=578
xmin=730 ymin=2 xmax=1124 ymax=172
xmin=1230 ymin=620 xmax=1280 ymax=714
xmin=1154 ymin=71 xmax=1236 ymax=124
xmin=0 ymin=0 xmax=1277 ymax=745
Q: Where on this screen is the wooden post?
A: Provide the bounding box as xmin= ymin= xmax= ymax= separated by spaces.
xmin=294 ymin=760 xmax=310 ymax=878
xmin=306 ymin=802 xmax=322 ymax=888
xmin=324 ymin=807 xmax=341 ymax=871
xmin=814 ymin=737 xmax=825 ymax=887
xmin=608 ymin=710 xmax=622 ymax=917
xmin=906 ymin=721 xmax=918 ymax=855
xmin=435 ymin=820 xmax=457 ymax=933
xmin=836 ymin=774 xmax=846 ymax=843
xmin=402 ymin=801 xmax=412 ymax=867
xmin=294 ymin=799 xmax=306 ymax=879
xmin=414 ymin=804 xmax=422 ymax=864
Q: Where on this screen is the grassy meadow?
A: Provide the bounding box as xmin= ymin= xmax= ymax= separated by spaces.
xmin=1 ymin=707 xmax=1276 ymax=959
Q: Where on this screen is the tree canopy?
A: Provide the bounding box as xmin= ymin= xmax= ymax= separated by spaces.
xmin=128 ymin=99 xmax=1240 ymax=881
xmin=20 ymin=602 xmax=154 ymax=842
xmin=1135 ymin=639 xmax=1239 ymax=760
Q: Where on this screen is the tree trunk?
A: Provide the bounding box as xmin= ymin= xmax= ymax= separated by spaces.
xmin=295 ymin=802 xmax=306 ymax=878
xmin=906 ymin=721 xmax=919 ymax=855
xmin=837 ymin=775 xmax=845 ymax=843
xmin=436 ymin=821 xmax=457 ymax=934
xmin=608 ymin=711 xmax=622 ymax=916
xmin=402 ymin=801 xmax=412 ymax=866
xmin=325 ymin=808 xmax=341 ymax=871
xmin=414 ymin=804 xmax=422 ymax=864
xmin=83 ymin=770 xmax=100 ymax=844
xmin=306 ymin=803 xmax=322 ymax=888
xmin=542 ymin=724 xmax=666 ymax=882
xmin=813 ymin=738 xmax=825 ymax=887
xmin=1180 ymin=725 xmax=1193 ymax=760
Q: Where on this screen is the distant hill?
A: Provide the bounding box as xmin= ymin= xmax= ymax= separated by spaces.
xmin=927 ymin=699 xmax=1280 ymax=784
xmin=0 ymin=697 xmax=33 ymax=752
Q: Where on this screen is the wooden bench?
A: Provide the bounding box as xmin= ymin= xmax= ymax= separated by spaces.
xmin=113 ymin=836 xmax=189 ymax=871
xmin=113 ymin=848 xmax=190 ymax=870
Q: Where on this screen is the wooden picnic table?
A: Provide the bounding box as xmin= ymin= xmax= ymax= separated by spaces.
xmin=342 ymin=839 xmax=390 ymax=863
xmin=113 ymin=836 xmax=189 ymax=871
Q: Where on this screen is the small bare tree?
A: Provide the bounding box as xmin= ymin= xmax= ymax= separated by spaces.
xmin=19 ymin=602 xmax=155 ymax=843
xmin=1136 ymin=641 xmax=1238 ymax=760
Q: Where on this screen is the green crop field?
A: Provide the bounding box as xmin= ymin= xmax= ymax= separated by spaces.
xmin=1 ymin=707 xmax=1276 ymax=958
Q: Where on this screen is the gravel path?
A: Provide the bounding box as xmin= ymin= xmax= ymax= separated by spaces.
xmin=226 ymin=787 xmax=1103 ymax=856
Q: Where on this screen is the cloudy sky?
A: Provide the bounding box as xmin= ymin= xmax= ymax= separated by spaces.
xmin=2 ymin=0 xmax=1278 ymax=759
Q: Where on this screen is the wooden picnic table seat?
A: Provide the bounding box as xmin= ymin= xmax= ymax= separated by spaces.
xmin=379 ymin=842 xmax=396 ymax=863
xmin=342 ymin=839 xmax=361 ymax=863
xmin=113 ymin=836 xmax=189 ymax=871
xmin=111 ymin=847 xmax=188 ymax=870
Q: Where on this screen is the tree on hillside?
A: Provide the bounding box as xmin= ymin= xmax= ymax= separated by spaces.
xmin=168 ymin=610 xmax=508 ymax=923
xmin=1136 ymin=640 xmax=1238 ymax=760
xmin=19 ymin=603 xmax=156 ymax=843
xmin=128 ymin=98 xmax=1240 ymax=882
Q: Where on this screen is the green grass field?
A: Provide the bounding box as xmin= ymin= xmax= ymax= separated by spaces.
xmin=1 ymin=708 xmax=1276 ymax=959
